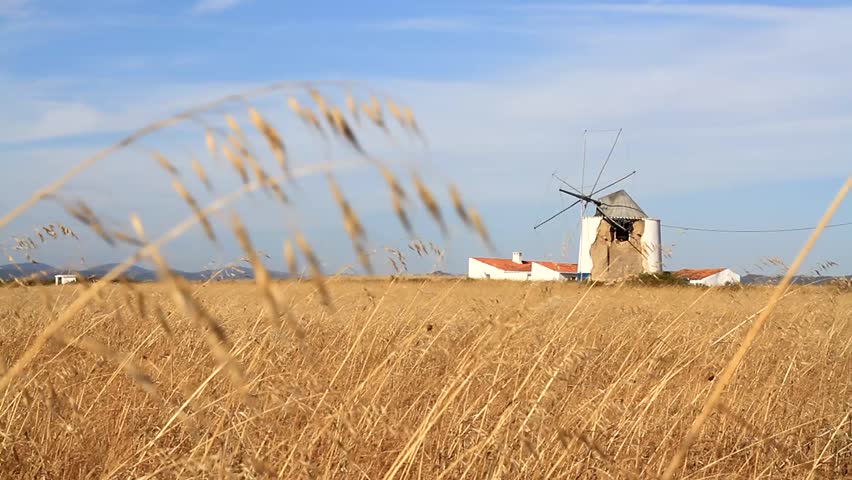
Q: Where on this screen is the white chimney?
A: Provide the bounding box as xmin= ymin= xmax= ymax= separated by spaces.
xmin=512 ymin=251 xmax=523 ymax=264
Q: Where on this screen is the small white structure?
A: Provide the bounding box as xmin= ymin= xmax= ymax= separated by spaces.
xmin=531 ymin=261 xmax=579 ymax=281
xmin=641 ymin=218 xmax=663 ymax=273
xmin=468 ymin=252 xmax=578 ymax=281
xmin=674 ymin=268 xmax=741 ymax=286
xmin=54 ymin=274 xmax=78 ymax=285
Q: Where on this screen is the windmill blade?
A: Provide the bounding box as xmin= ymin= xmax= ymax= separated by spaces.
xmin=589 ymin=128 xmax=622 ymax=195
xmin=552 ymin=173 xmax=583 ymax=195
xmin=559 ymin=188 xmax=601 ymax=206
xmin=533 ymin=199 xmax=581 ymax=230
xmin=591 ymin=170 xmax=636 ymax=197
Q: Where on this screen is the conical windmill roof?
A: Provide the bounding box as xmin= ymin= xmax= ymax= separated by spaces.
xmin=595 ymin=189 xmax=647 ymax=219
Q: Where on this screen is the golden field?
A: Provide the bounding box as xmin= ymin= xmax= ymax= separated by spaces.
xmin=0 ymin=279 xmax=850 ymax=479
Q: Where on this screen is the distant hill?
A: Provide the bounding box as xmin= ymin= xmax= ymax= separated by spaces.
xmin=5 ymin=263 xmax=846 ymax=285
xmin=430 ymin=270 xmax=456 ymax=276
xmin=0 ymin=263 xmax=59 ymax=281
xmin=740 ymin=274 xmax=851 ymax=285
xmin=0 ymin=263 xmax=290 ymax=283
xmin=76 ymin=263 xmax=159 ymax=282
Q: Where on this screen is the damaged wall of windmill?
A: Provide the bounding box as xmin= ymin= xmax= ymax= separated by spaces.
xmin=589 ymin=219 xmax=647 ymax=281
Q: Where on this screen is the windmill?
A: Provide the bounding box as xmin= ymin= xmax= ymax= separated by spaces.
xmin=533 ymin=129 xmax=662 ymax=281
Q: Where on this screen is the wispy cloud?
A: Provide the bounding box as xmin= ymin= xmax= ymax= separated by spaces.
xmin=0 ymin=0 xmax=31 ymax=18
xmin=0 ymin=78 xmax=259 ymax=144
xmin=518 ymin=3 xmax=840 ymax=22
xmin=370 ymin=16 xmax=480 ymax=32
xmin=192 ymin=0 xmax=246 ymax=14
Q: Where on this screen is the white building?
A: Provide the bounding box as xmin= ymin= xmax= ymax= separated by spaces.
xmin=531 ymin=261 xmax=579 ymax=281
xmin=54 ymin=274 xmax=78 ymax=285
xmin=468 ymin=252 xmax=578 ymax=281
xmin=674 ymin=268 xmax=741 ymax=286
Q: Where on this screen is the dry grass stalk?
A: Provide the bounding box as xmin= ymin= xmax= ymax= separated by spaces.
xmin=164 ymin=268 xmax=245 ymax=389
xmin=715 ymin=402 xmax=833 ymax=479
xmin=661 ymin=175 xmax=852 ymax=480
xmin=59 ymin=224 xmax=78 ymax=239
xmin=380 ymin=167 xmax=412 ymax=235
xmin=386 ymin=99 xmax=404 ymax=127
xmin=249 ymin=107 xmax=289 ymax=176
xmin=385 ymin=247 xmax=408 ymax=272
xmin=286 ymin=96 xmax=301 ymax=115
xmin=265 ymin=175 xmax=289 ymax=204
xmin=309 ymin=89 xmax=333 ymax=126
xmin=413 ymin=174 xmax=447 ymax=235
xmin=65 ymin=200 xmax=114 ymax=246
xmin=380 ymin=167 xmax=406 ymax=200
xmin=223 ymin=119 xmax=288 ymax=202
xmin=387 ymin=255 xmax=401 ymax=274
xmin=191 ymin=158 xmax=213 ymax=191
xmin=0 ymin=81 xmax=373 ymax=231
xmin=204 ymin=129 xmax=217 ymax=160
xmin=327 ymin=175 xmax=371 ymax=274
xmin=469 ymin=208 xmax=492 ymax=249
xmin=327 ymin=176 xmax=365 ymax=240
xmin=231 ymin=134 xmax=288 ymax=203
xmin=6 ymin=80 xmax=851 ymax=480
xmin=232 ymin=215 xmax=304 ymax=340
xmin=393 ymin=195 xmax=412 ymax=236
xmin=129 ymin=212 xmax=146 ymax=238
xmin=448 ymin=184 xmax=471 ymax=227
xmin=330 ymin=107 xmax=364 ymax=153
xmin=283 ymin=239 xmax=298 ymax=278
xmin=402 ymin=106 xmax=421 ymax=137
xmin=111 ymin=230 xmax=145 ymax=247
xmin=408 ymin=239 xmax=425 ymax=257
xmin=288 ymin=96 xmax=325 ymax=135
xmin=172 ymin=179 xmax=216 ymax=242
xmin=295 ymin=232 xmax=331 ymax=307
xmin=4 ymin=280 xmax=852 ymax=478
xmin=225 ymin=114 xmax=245 ymax=140
xmin=51 ymin=330 xmax=161 ymax=402
xmin=1 ymin=159 xmax=367 ymax=395
xmin=362 ymin=96 xmax=386 ymax=131
xmin=133 ymin=214 xmax=246 ymax=389
xmin=151 ymin=300 xmax=174 ymax=338
xmin=221 ymin=144 xmax=249 ymax=185
xmin=345 ymin=92 xmax=359 ymax=124
xmin=153 ymin=151 xmax=179 ymax=176
xmin=302 ymin=107 xmax=324 ymax=135
xmin=382 ymin=99 xmax=422 ymax=138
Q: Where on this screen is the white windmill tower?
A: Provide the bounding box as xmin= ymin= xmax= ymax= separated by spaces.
xmin=534 ymin=130 xmax=662 ymax=281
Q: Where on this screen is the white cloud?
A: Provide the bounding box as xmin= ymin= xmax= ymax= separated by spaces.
xmin=0 ymin=78 xmax=260 ymax=143
xmin=375 ymin=5 xmax=852 ymax=199
xmin=369 ymin=17 xmax=480 ymax=32
xmin=192 ymin=0 xmax=245 ymax=14
xmin=518 ymin=3 xmax=831 ymax=22
xmin=0 ymin=0 xmax=30 ymax=18
xmin=3 ymin=3 xmax=851 ymax=200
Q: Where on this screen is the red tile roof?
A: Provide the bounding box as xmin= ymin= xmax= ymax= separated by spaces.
xmin=674 ymin=268 xmax=726 ymax=280
xmin=472 ymin=258 xmax=578 ymax=273
xmin=472 ymin=257 xmax=532 ymax=272
xmin=535 ymin=261 xmax=578 ymax=273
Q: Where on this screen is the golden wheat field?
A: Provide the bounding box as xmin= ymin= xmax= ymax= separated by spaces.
xmin=0 ymin=279 xmax=850 ymax=479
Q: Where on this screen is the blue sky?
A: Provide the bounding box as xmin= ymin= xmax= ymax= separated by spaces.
xmin=1 ymin=0 xmax=851 ymax=275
